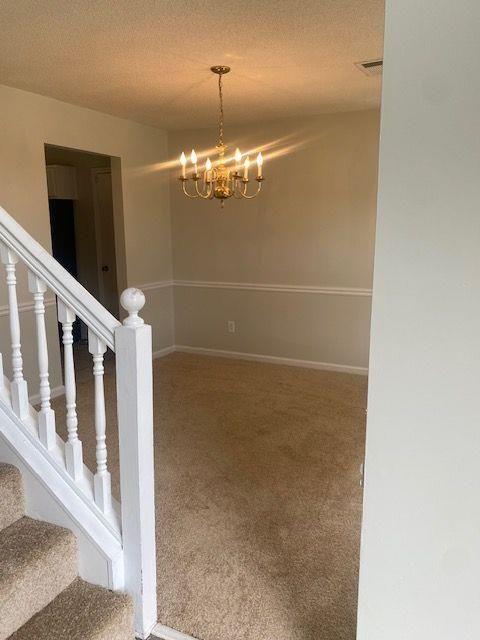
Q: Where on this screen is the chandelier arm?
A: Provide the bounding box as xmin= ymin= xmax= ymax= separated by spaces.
xmin=194 ymin=180 xmax=214 ymax=199
xmin=232 ymin=176 xmax=244 ymax=198
xmin=181 ymin=181 xmax=200 ymax=198
xmin=238 ymin=180 xmax=263 ymax=199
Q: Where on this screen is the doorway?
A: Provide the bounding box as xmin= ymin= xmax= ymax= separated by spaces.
xmin=91 ymin=167 xmax=119 ymax=319
xmin=44 ymin=145 xmax=123 ymax=328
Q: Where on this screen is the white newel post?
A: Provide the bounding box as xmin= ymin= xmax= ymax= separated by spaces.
xmin=28 ymin=272 xmax=56 ymax=449
xmin=58 ymin=300 xmax=83 ymax=481
xmin=115 ymin=288 xmax=157 ymax=638
xmin=0 ymin=244 xmax=29 ymax=418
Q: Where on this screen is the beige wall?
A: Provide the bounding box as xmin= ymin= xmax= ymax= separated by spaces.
xmin=169 ymin=109 xmax=379 ymax=371
xmin=358 ymin=1 xmax=480 ymax=637
xmin=0 ymin=84 xmax=378 ymax=385
xmin=0 ymin=84 xmax=173 ymax=390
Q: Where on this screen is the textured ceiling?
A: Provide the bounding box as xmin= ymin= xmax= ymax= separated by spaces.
xmin=0 ymin=0 xmax=384 ymax=130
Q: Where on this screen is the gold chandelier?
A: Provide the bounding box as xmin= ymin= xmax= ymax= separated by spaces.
xmin=179 ymin=66 xmax=264 ymax=206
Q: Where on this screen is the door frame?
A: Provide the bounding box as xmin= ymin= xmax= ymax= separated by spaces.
xmin=91 ymin=166 xmax=122 ymax=318
xmin=91 ymin=167 xmax=108 ymax=304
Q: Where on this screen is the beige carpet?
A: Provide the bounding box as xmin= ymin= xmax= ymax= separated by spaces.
xmin=52 ymin=350 xmax=367 ymax=640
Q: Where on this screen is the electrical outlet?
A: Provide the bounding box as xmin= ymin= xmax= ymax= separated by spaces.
xmin=227 ymin=320 xmax=236 ymax=333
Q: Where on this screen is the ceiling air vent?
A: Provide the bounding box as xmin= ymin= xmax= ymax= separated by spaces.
xmin=355 ymin=59 xmax=383 ymax=77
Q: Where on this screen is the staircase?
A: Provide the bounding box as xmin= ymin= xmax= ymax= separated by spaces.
xmin=0 ymin=204 xmax=157 ymax=638
xmin=0 ymin=462 xmax=134 ymax=639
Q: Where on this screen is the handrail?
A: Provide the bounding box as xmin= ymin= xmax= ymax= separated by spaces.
xmin=0 ymin=203 xmax=156 ymax=635
xmin=0 ymin=205 xmax=120 ymax=349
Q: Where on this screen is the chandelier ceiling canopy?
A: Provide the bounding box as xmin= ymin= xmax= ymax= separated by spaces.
xmin=178 ymin=66 xmax=264 ymax=206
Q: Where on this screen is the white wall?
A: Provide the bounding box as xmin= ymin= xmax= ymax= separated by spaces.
xmin=0 ymin=84 xmax=173 ymax=390
xmin=358 ymin=2 xmax=480 ymax=638
xmin=169 ymin=110 xmax=379 ymax=371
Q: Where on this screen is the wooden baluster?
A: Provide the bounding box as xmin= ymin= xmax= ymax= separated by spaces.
xmin=58 ymin=300 xmax=83 ymax=481
xmin=88 ymin=329 xmax=111 ymax=513
xmin=0 ymin=244 xmax=29 ymax=419
xmin=28 ymin=272 xmax=56 ymax=449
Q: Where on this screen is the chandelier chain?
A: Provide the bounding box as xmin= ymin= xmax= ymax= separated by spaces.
xmin=218 ymin=73 xmax=224 ymax=146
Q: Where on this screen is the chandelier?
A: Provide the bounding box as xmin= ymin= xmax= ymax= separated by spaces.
xmin=179 ymin=66 xmax=264 ymax=206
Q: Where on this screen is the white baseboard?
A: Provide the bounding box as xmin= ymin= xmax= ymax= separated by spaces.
xmin=152 ymin=345 xmax=176 ymax=359
xmin=174 ymin=345 xmax=368 ymax=375
xmin=29 ymin=384 xmax=65 ymax=406
xmin=149 ymin=343 xmax=367 ymax=375
xmin=151 ymin=623 xmax=198 ymax=640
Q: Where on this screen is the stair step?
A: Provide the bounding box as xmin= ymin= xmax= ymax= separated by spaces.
xmin=8 ymin=578 xmax=134 ymax=640
xmin=0 ymin=517 xmax=77 ymax=640
xmin=0 ymin=464 xmax=24 ymax=532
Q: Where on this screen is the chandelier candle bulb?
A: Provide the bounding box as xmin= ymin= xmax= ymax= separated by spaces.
xmin=179 ymin=66 xmax=264 ymax=203
xmin=243 ymin=156 xmax=250 ymax=180
xmin=235 ymin=147 xmax=242 ymax=173
xmin=180 ymin=152 xmax=186 ymax=178
xmin=256 ymin=152 xmax=263 ymax=178
xmin=205 ymin=158 xmax=212 ymax=183
xmin=190 ymin=149 xmax=198 ymax=175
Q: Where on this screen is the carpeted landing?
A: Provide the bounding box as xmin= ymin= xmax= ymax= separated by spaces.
xmin=52 ymin=351 xmax=367 ymax=640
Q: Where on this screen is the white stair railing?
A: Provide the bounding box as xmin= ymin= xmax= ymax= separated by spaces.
xmin=0 ymin=204 xmax=156 ymax=638
xmin=1 ymin=245 xmax=29 ymax=419
xmin=29 ymin=272 xmax=56 ymax=449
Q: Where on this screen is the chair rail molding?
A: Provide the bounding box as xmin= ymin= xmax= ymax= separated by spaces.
xmin=135 ymin=280 xmax=174 ymax=292
xmin=0 ymin=297 xmax=56 ymax=317
xmin=134 ymin=279 xmax=372 ymax=297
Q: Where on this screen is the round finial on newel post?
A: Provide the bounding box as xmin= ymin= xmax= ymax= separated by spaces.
xmin=120 ymin=288 xmax=145 ymax=326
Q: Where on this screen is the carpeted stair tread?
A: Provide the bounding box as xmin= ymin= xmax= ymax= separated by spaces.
xmin=0 ymin=464 xmax=24 ymax=532
xmin=0 ymin=516 xmax=77 ymax=640
xmin=8 ymin=578 xmax=134 ymax=640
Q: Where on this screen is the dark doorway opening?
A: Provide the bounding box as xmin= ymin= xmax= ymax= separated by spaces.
xmin=44 ymin=145 xmax=123 ymax=344
xmin=48 ymin=198 xmax=82 ymax=342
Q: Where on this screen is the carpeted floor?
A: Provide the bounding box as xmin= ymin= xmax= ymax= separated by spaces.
xmin=52 ymin=350 xmax=367 ymax=640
